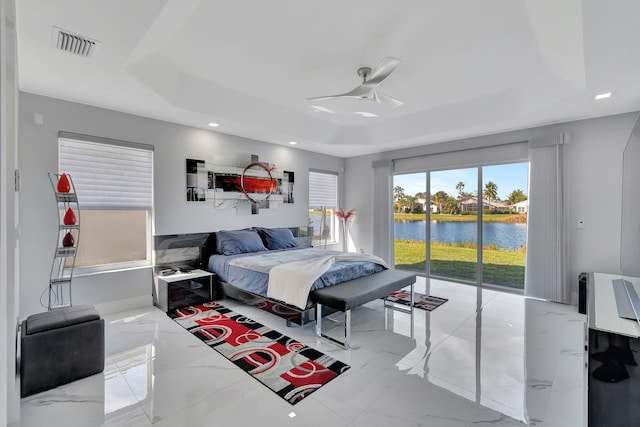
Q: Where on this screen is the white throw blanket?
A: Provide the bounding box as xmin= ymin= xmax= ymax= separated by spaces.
xmin=267 ymin=255 xmax=336 ymax=309
xmin=266 ymin=252 xmax=389 ymax=309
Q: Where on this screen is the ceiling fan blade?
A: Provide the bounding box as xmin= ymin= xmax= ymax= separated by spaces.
xmin=307 ymin=84 xmax=373 ymax=101
xmin=307 ymin=58 xmax=402 ymax=108
xmin=372 ymin=90 xmax=404 ymax=108
xmin=363 ymin=57 xmax=401 ymax=87
xmin=307 ymin=95 xmax=342 ymax=102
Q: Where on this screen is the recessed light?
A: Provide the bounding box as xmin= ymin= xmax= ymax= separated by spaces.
xmin=594 ymin=92 xmax=612 ymax=101
xmin=288 ymin=412 xmax=296 ymax=418
xmin=208 ymin=122 xmax=219 ymax=127
xmin=355 ymin=111 xmax=378 ymax=118
xmin=288 ymin=141 xmax=298 ymax=145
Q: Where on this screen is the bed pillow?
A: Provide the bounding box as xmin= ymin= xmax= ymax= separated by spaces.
xmin=257 ymin=227 xmax=299 ymax=250
xmin=216 ymin=229 xmax=267 ymax=256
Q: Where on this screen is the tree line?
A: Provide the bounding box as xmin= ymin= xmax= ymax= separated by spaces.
xmin=393 ymin=181 xmax=528 ymax=214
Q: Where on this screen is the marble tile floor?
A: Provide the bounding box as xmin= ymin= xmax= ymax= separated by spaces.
xmin=19 ymin=277 xmax=586 ymax=426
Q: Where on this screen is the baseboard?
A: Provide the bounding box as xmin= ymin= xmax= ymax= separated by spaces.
xmin=93 ymin=295 xmax=152 ymax=316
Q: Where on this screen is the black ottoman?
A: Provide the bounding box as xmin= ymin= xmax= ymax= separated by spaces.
xmin=20 ymin=304 xmax=105 ymax=397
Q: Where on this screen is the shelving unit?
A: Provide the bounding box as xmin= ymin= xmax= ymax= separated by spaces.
xmin=48 ymin=173 xmax=80 ymax=310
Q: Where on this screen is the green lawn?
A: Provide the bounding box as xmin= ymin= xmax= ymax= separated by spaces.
xmin=394 ymin=213 xmax=526 ymax=223
xmin=394 ymin=239 xmax=525 ymax=289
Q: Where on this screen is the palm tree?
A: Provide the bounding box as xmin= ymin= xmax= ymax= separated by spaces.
xmin=393 ymin=186 xmax=405 ymax=201
xmin=393 ymin=186 xmax=406 ymax=213
xmin=430 ymin=190 xmax=449 ymax=213
xmin=443 ymin=196 xmax=459 ymax=214
xmin=507 ymin=189 xmax=527 ymax=204
xmin=460 ymin=191 xmax=474 ymax=200
xmin=455 ymin=182 xmax=465 ymax=199
xmin=403 ymin=195 xmax=418 ymax=213
xmin=483 ymin=181 xmax=499 ymax=210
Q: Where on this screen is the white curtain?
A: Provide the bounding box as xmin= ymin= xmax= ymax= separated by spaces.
xmin=372 ymin=159 xmax=392 ymax=264
xmin=525 ymin=132 xmax=570 ymax=303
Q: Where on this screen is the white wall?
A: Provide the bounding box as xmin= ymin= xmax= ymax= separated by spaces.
xmin=18 ymin=93 xmax=344 ymax=317
xmin=620 ymin=116 xmax=640 ymax=277
xmin=1 ymin=0 xmax=20 ymax=422
xmin=345 ymin=112 xmax=639 ymax=303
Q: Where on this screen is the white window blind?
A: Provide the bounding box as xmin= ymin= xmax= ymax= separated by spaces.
xmin=59 ymin=135 xmax=153 ymax=210
xmin=309 ymin=170 xmax=338 ymax=207
xmin=394 ymin=142 xmax=529 ymax=173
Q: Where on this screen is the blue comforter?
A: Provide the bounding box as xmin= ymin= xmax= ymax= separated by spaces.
xmin=208 ymin=247 xmax=385 ymax=297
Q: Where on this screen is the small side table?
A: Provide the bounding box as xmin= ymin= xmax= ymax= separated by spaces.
xmin=153 ymin=269 xmax=217 ymax=312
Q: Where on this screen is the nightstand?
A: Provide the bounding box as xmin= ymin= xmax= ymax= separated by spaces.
xmin=153 ymin=269 xmax=217 ymax=312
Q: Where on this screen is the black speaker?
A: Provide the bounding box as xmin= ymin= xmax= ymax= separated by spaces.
xmin=578 ymin=272 xmax=588 ymax=314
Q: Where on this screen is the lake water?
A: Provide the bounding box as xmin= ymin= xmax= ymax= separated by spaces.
xmin=394 ymin=220 xmax=526 ymax=250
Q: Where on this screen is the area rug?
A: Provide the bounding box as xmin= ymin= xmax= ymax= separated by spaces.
xmin=169 ymin=301 xmax=350 ymax=405
xmin=385 ymin=291 xmax=448 ymax=311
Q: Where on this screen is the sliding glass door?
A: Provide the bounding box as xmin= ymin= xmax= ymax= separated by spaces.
xmin=393 ymin=162 xmax=528 ymax=290
xmin=429 ymin=168 xmax=478 ymax=282
xmin=481 ymin=163 xmax=528 ymax=289
xmin=393 ymin=173 xmax=426 ymax=274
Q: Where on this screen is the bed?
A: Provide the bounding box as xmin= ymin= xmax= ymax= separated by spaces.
xmin=201 ymin=227 xmax=399 ymax=326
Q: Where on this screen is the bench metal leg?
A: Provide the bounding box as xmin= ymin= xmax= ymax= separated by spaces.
xmin=383 ymin=282 xmax=415 ymax=315
xmin=315 ymin=303 xmax=351 ymax=349
xmin=315 ymin=303 xmax=322 ymax=337
xmin=383 ymin=283 xmax=415 ymax=340
xmin=315 ymin=281 xmax=417 ymax=350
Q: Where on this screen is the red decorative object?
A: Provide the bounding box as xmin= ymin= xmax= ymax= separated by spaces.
xmin=240 ymin=162 xmax=277 ymax=203
xmin=335 ymin=208 xmax=357 ymax=252
xmin=57 ymin=173 xmax=71 ymax=193
xmin=63 ymin=208 xmax=76 ymax=225
xmin=335 ymin=208 xmax=357 ymax=221
xmin=62 ymin=232 xmax=74 ymax=247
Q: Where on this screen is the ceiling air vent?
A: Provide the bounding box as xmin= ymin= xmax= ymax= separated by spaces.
xmin=52 ymin=27 xmax=99 ymax=58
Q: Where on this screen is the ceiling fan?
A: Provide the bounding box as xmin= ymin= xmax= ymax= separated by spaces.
xmin=308 ymin=57 xmax=403 ymax=109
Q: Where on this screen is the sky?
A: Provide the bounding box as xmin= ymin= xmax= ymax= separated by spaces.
xmin=394 ymin=162 xmax=529 ymax=201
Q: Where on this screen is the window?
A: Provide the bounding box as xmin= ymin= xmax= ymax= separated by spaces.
xmin=308 ymin=170 xmax=338 ymax=246
xmin=393 ymin=155 xmax=529 ymax=290
xmin=58 ymin=133 xmax=153 ymax=271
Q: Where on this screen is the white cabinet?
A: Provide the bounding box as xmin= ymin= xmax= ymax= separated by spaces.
xmin=153 ymin=269 xmax=217 ymax=312
xmin=586 ymin=272 xmax=640 ymax=426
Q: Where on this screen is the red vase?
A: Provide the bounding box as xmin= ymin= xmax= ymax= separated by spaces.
xmin=63 ymin=208 xmax=76 ymax=225
xmin=57 ymin=173 xmax=71 ymax=193
xmin=62 ymin=232 xmax=74 ymax=247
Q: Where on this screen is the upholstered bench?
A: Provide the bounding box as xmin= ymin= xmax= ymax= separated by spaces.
xmin=310 ymin=269 xmax=416 ymax=348
xmin=20 ymin=304 xmax=105 ymax=397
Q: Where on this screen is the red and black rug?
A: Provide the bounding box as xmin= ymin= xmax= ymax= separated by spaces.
xmin=169 ymin=301 xmax=350 ymax=405
xmin=386 ymin=291 xmax=448 ymax=311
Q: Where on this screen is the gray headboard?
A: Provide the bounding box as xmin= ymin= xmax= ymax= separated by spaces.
xmin=153 ymin=226 xmax=313 ymax=269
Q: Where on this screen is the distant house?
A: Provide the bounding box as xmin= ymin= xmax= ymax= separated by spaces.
xmin=413 ymin=197 xmax=439 ymax=213
xmin=458 ymin=197 xmax=510 ymax=213
xmin=415 ymin=197 xmax=428 ymax=212
xmin=511 ymin=200 xmax=528 ymax=213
